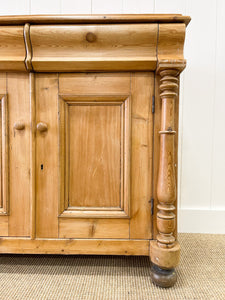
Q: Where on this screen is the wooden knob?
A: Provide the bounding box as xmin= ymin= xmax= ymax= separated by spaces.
xmin=37 ymin=122 xmax=48 ymax=133
xmin=86 ymin=32 xmax=96 ymax=43
xmin=14 ymin=121 xmax=25 ymax=130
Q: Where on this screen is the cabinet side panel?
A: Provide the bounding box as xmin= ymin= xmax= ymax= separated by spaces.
xmin=8 ymin=73 xmax=30 ymax=237
xmin=35 ymin=74 xmax=59 ymax=238
xmin=130 ymin=72 xmax=154 ymax=239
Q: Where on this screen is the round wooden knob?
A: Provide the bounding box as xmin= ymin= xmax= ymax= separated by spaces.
xmin=14 ymin=121 xmax=25 ymax=130
xmin=86 ymin=32 xmax=96 ymax=43
xmin=37 ymin=122 xmax=48 ymax=133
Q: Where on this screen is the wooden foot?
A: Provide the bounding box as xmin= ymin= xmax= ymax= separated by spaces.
xmin=150 ymin=263 xmax=177 ymax=288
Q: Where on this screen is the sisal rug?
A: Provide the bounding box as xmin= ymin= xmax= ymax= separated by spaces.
xmin=0 ymin=233 xmax=224 ymax=300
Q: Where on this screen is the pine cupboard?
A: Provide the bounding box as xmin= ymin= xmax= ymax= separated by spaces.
xmin=0 ymin=14 xmax=190 ymax=288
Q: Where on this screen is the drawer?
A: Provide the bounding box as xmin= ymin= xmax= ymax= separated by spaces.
xmin=0 ymin=26 xmax=26 ymax=71
xmin=30 ymin=24 xmax=158 ymax=71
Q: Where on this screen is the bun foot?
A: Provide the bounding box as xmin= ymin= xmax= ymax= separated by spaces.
xmin=150 ymin=263 xmax=177 ymax=288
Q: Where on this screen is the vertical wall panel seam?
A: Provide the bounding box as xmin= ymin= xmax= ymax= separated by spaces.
xmin=178 ymin=76 xmax=184 ymax=211
xmin=60 ymin=0 xmax=62 ymax=14
xmin=178 ymin=0 xmax=187 ymax=210
xmin=207 ymin=1 xmax=217 ymax=210
xmin=210 ymin=0 xmax=219 ymax=210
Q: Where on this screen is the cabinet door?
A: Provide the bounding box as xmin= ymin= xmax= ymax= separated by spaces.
xmin=36 ymin=73 xmax=153 ymax=240
xmin=0 ymin=73 xmax=31 ymax=237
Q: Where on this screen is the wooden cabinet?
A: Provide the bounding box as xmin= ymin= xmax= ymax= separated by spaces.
xmin=0 ymin=14 xmax=190 ymax=288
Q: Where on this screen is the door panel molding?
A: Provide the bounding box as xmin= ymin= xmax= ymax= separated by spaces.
xmin=58 ymin=94 xmax=131 ymax=219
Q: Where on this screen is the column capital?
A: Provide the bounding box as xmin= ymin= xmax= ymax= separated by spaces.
xmin=157 ymin=59 xmax=186 ymax=75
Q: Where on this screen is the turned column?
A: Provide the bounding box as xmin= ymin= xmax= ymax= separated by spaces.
xmin=150 ymin=67 xmax=182 ymax=288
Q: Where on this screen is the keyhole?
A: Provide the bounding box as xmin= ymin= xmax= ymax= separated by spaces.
xmin=41 ymin=164 xmax=43 ymax=170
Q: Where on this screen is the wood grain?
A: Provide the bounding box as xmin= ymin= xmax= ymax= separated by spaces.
xmin=0 ymin=15 xmax=189 ymax=269
xmin=130 ymin=72 xmax=154 ymax=239
xmin=0 ymin=216 xmax=8 ymax=236
xmin=153 ymin=75 xmax=161 ymax=239
xmin=30 ymin=73 xmax=36 ymax=239
xmin=0 ymin=74 xmax=6 ymax=218
xmin=68 ymin=104 xmax=121 ymax=208
xmin=155 ymin=67 xmax=184 ymax=249
xmin=0 ymin=26 xmax=26 ymax=71
xmin=0 ymin=100 xmax=2 ymax=208
xmin=150 ymin=65 xmax=184 ymax=273
xmin=59 ymin=209 xmax=129 ymax=219
xmin=0 ymin=15 xmax=189 ymax=72
xmin=0 ymin=95 xmax=9 ymax=215
xmin=35 ymin=74 xmax=58 ymax=238
xmin=0 ymin=238 xmax=149 ymax=255
xmin=156 ymin=69 xmax=178 ymax=248
xmin=0 ymin=74 xmax=6 ymax=94
xmin=59 ymin=218 xmax=129 ymax=239
xmin=0 ymin=14 xmax=191 ymax=26
xmin=153 ymin=74 xmax=181 ymax=239
xmin=7 ymin=73 xmax=30 ymax=237
xmin=150 ymin=240 xmax=180 ymax=268
xmin=58 ymin=74 xmax=130 ymax=224
xmin=59 ymin=73 xmax=130 ymax=95
xmin=158 ymin=24 xmax=186 ymax=61
xmin=30 ymin=24 xmax=157 ymax=71
xmin=24 ymin=23 xmax=33 ymax=71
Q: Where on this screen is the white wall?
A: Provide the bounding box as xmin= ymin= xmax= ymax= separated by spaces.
xmin=0 ymin=0 xmax=224 ymax=233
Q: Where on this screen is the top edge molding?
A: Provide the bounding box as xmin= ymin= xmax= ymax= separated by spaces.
xmin=0 ymin=14 xmax=191 ymax=26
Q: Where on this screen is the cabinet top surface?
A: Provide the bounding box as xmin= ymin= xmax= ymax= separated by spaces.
xmin=0 ymin=14 xmax=191 ymax=26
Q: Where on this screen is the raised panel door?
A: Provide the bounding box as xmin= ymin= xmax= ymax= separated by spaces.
xmin=36 ymin=72 xmax=154 ymax=240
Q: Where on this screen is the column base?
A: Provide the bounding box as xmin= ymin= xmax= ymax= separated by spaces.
xmin=150 ymin=240 xmax=180 ymax=287
xmin=150 ymin=263 xmax=177 ymax=288
xmin=150 ymin=240 xmax=180 ymax=269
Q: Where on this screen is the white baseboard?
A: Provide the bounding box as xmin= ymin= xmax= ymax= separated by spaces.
xmin=178 ymin=208 xmax=225 ymax=234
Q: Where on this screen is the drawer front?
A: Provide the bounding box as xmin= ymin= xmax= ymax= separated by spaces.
xmin=30 ymin=24 xmax=158 ymax=71
xmin=0 ymin=26 xmax=26 ymax=71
